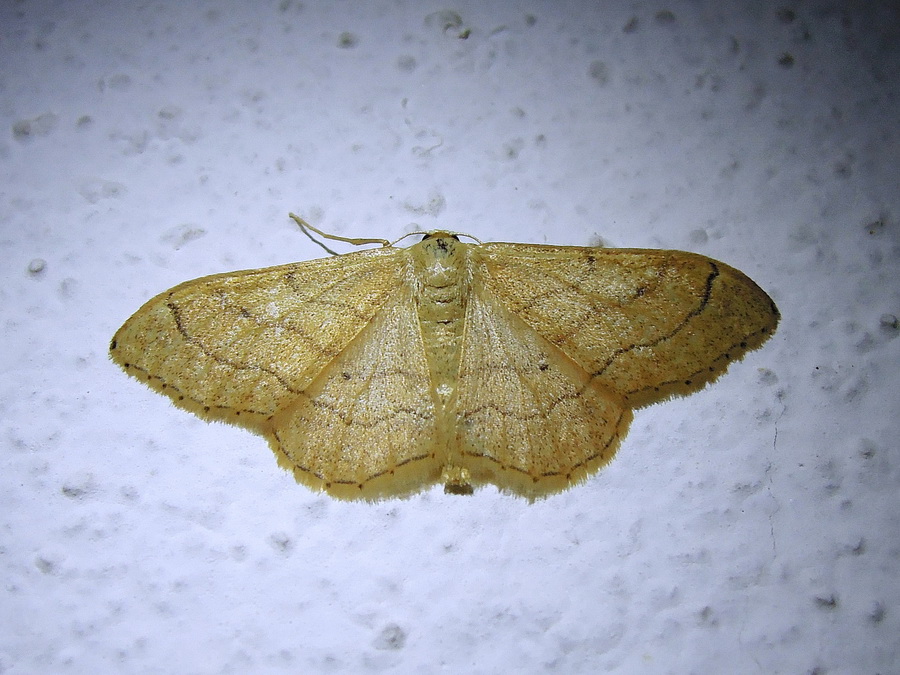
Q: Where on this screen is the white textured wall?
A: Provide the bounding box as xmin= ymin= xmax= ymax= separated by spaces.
xmin=1 ymin=0 xmax=897 ymax=672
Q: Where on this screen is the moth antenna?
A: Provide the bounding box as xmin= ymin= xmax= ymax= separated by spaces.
xmin=289 ymin=213 xmax=391 ymax=255
xmin=391 ymin=230 xmax=483 ymax=246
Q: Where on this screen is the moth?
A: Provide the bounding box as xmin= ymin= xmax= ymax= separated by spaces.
xmin=110 ymin=214 xmax=779 ymax=500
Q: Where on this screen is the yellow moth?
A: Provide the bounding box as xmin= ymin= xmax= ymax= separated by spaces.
xmin=110 ymin=214 xmax=779 ymax=500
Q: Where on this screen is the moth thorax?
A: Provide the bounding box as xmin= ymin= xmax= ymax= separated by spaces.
xmin=412 ymin=235 xmax=469 ymax=407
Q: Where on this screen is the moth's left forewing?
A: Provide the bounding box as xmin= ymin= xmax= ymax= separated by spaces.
xmin=110 ymin=246 xmax=408 ymax=430
xmin=472 ymin=242 xmax=779 ymax=409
